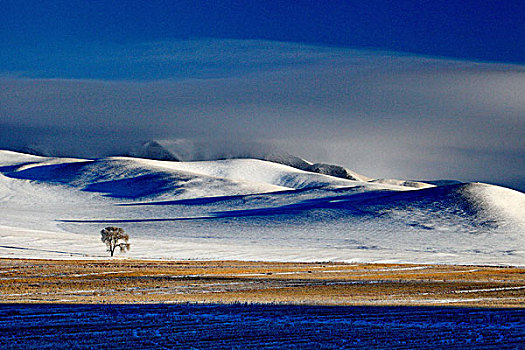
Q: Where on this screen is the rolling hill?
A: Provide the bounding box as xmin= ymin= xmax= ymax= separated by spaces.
xmin=0 ymin=150 xmax=523 ymax=264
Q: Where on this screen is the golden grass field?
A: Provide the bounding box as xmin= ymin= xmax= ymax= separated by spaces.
xmin=1 ymin=259 xmax=524 ymax=307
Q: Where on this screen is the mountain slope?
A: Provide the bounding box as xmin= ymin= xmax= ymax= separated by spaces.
xmin=131 ymin=140 xmax=374 ymax=183
xmin=0 ymin=150 xmax=523 ymax=264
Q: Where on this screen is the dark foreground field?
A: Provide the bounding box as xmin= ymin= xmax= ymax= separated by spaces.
xmin=0 ymin=304 xmax=524 ymax=349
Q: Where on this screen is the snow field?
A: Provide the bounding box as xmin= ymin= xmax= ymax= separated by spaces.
xmin=0 ymin=150 xmax=523 ymax=264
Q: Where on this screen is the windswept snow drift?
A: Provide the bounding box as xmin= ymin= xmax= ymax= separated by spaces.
xmin=0 ymin=150 xmax=523 ymax=265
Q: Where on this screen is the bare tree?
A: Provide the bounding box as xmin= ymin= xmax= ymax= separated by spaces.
xmin=100 ymin=226 xmax=130 ymax=257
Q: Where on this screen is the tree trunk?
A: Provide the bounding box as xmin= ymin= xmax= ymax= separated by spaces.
xmin=110 ymin=247 xmax=114 ymax=257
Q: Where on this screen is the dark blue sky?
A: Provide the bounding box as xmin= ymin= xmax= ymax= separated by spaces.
xmin=2 ymin=0 xmax=525 ymax=63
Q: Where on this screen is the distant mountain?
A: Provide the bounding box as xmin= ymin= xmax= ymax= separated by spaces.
xmin=128 ymin=140 xmax=428 ymax=187
xmin=10 ymin=139 xmax=447 ymax=189
xmin=130 ymin=141 xmax=180 ymax=161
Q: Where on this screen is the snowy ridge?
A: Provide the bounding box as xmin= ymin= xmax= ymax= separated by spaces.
xmin=0 ymin=150 xmax=47 ymax=165
xmin=2 ymin=156 xmax=285 ymax=200
xmin=0 ymin=150 xmax=524 ymax=265
xmin=128 ymin=157 xmax=371 ymax=191
xmin=131 ymin=140 xmax=373 ymax=182
xmin=462 ymin=183 xmax=525 ymax=224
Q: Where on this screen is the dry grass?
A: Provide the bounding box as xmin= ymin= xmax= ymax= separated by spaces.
xmin=1 ymin=258 xmax=524 ymax=307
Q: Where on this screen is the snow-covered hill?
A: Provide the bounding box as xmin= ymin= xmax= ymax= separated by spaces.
xmin=0 ymin=150 xmax=523 ymax=265
xmin=130 ymin=140 xmax=374 ymax=182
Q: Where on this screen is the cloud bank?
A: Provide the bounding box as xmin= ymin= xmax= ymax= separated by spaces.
xmin=1 ymin=40 xmax=524 ymax=189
